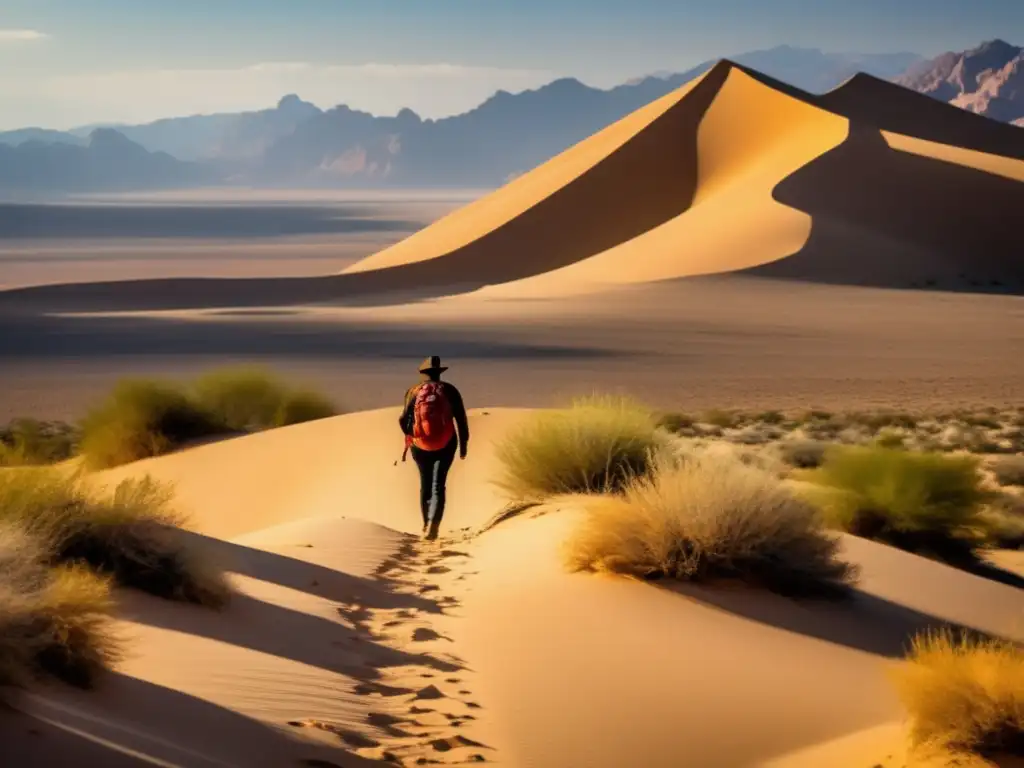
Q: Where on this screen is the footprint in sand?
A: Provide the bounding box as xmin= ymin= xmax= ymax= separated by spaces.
xmin=412 ymin=627 xmax=448 ymax=642
xmin=413 ymin=684 xmax=446 ymax=701
xmin=429 ymin=735 xmax=489 ymax=752
xmin=336 ymin=731 xmax=380 ymax=749
xmin=366 ymin=712 xmax=415 ymax=738
xmin=426 ymin=565 xmax=451 ymax=575
xmin=289 ymin=722 xmax=380 ymax=749
xmin=355 ymin=682 xmax=417 ymax=698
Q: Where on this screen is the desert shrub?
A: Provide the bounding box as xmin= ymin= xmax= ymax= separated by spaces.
xmin=702 ymin=409 xmax=741 ymax=429
xmin=275 ymin=389 xmax=337 ymax=427
xmin=990 ymin=456 xmax=1024 ymax=488
xmin=962 ymin=413 xmax=1003 ymax=430
xmin=0 ymin=419 xmax=78 ymax=467
xmin=978 ymin=494 xmax=1024 ymax=549
xmin=802 ymin=409 xmax=834 ymax=423
xmin=805 ymin=446 xmax=988 ymax=562
xmin=655 ymin=412 xmax=694 ymax=434
xmin=979 ymin=508 xmax=1024 ymax=550
xmin=674 ymin=439 xmax=786 ymax=478
xmin=193 ymin=367 xmax=337 ymax=430
xmin=493 ymin=395 xmax=662 ymax=500
xmin=874 ymin=429 xmax=908 ymax=449
xmin=0 ymin=523 xmax=120 ymax=688
xmin=79 ymin=379 xmax=227 ymax=469
xmin=850 ymin=411 xmax=918 ymax=431
xmin=564 ymin=454 xmax=858 ymax=598
xmin=0 ymin=468 xmax=229 ymax=607
xmin=756 ymin=410 xmax=785 ymax=425
xmin=778 ymin=439 xmax=830 ymax=469
xmin=731 ymin=424 xmax=780 ymax=446
xmin=891 ymin=629 xmax=1024 ymax=761
xmin=192 ymin=367 xmax=287 ymax=431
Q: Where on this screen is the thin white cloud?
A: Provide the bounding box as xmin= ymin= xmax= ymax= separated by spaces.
xmin=0 ymin=29 xmax=48 ymax=42
xmin=7 ymin=61 xmax=557 ymax=128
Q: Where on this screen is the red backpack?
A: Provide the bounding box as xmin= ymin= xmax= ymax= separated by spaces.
xmin=412 ymin=381 xmax=455 ymax=451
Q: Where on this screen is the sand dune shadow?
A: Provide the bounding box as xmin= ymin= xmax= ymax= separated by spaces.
xmin=750 ymin=122 xmax=1024 ymax=292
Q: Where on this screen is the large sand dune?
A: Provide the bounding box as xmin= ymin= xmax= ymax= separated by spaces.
xmin=5 ymin=409 xmax=1022 ymax=767
xmin=1 ymin=59 xmax=1022 ymax=315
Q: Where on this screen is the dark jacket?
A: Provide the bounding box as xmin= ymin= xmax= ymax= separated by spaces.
xmin=399 ymin=379 xmax=469 ymax=453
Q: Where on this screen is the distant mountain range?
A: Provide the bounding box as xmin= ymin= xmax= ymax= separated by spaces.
xmin=0 ymin=42 xmax=1018 ymax=195
xmin=0 ymin=129 xmax=211 ymax=194
xmin=895 ymin=39 xmax=1023 ymax=127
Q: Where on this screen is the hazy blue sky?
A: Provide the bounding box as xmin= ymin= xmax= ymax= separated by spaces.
xmin=1 ymin=0 xmax=1021 ymax=129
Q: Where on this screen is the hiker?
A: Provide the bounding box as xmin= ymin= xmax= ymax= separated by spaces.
xmin=399 ymin=356 xmax=469 ymax=540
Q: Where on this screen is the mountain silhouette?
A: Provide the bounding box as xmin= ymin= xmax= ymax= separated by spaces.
xmin=0 ymin=129 xmax=211 ymax=194
xmin=0 ymin=45 xmax=922 ymax=192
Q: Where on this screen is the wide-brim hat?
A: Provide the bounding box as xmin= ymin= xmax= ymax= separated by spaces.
xmin=418 ymin=355 xmax=449 ymax=374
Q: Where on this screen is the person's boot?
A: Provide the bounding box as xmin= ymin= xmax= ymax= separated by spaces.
xmin=425 ymin=518 xmax=441 ymax=541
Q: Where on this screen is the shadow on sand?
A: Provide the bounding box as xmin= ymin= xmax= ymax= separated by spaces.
xmin=0 ymin=310 xmax=635 ymax=363
xmin=119 ymin=530 xmax=464 ymax=683
xmin=1 ymin=675 xmax=379 ymax=768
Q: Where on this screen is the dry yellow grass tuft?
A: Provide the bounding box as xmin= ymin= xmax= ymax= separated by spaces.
xmin=494 ymin=395 xmax=664 ymax=501
xmin=891 ymin=629 xmax=1024 ymax=765
xmin=564 ymin=454 xmax=859 ymax=598
xmin=0 ymin=468 xmax=229 ymax=607
xmin=0 ymin=521 xmax=121 ymax=689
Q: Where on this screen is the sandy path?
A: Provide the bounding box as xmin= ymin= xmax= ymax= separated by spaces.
xmin=322 ymin=531 xmax=497 ymax=765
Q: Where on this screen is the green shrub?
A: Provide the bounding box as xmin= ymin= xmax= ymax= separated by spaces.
xmin=275 ymin=389 xmax=337 ymax=427
xmin=493 ymin=395 xmax=662 ymax=500
xmin=805 ymin=446 xmax=988 ymax=561
xmin=192 ymin=367 xmax=287 ymax=431
xmin=0 ymin=419 xmax=78 ymax=467
xmin=0 ymin=468 xmax=229 ymax=607
xmin=564 ymin=454 xmax=858 ymax=598
xmin=79 ymin=379 xmax=226 ymax=469
xmin=874 ymin=429 xmax=907 ymax=449
xmin=78 ymin=370 xmax=339 ymax=469
xmin=193 ymin=367 xmax=338 ymax=430
xmin=0 ymin=523 xmax=120 ymax=688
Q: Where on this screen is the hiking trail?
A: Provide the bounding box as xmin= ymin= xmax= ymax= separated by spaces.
xmin=294 ymin=528 xmax=493 ymax=767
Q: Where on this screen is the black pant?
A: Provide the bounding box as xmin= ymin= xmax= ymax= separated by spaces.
xmin=411 ymin=437 xmax=458 ymax=529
